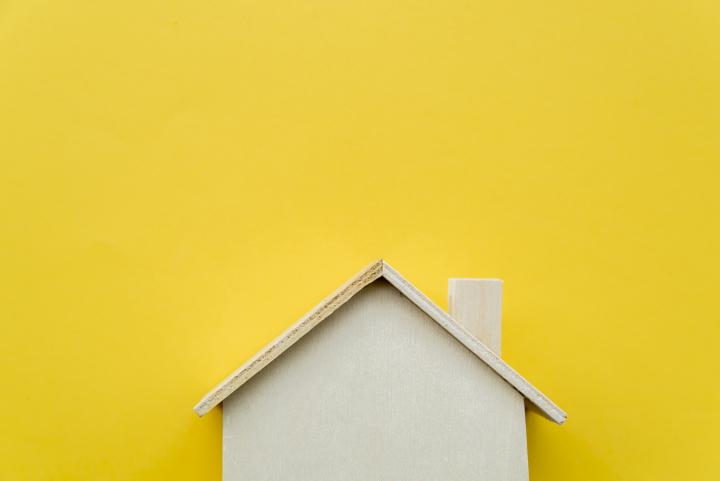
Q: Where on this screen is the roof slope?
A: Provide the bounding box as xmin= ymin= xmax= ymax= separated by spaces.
xmin=194 ymin=260 xmax=567 ymax=424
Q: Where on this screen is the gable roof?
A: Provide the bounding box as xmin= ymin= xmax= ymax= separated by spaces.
xmin=194 ymin=259 xmax=567 ymax=424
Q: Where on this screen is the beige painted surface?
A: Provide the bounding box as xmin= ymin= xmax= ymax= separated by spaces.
xmin=223 ymin=279 xmax=528 ymax=481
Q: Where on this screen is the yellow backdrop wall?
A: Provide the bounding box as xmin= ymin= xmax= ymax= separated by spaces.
xmin=2 ymin=1 xmax=719 ymax=480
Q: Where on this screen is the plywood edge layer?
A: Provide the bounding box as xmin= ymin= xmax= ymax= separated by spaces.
xmin=194 ymin=259 xmax=566 ymax=425
xmin=193 ymin=259 xmax=384 ymax=416
xmin=381 ymin=262 xmax=567 ymax=425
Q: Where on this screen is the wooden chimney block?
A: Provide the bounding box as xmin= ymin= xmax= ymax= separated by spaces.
xmin=448 ymin=278 xmax=503 ymax=355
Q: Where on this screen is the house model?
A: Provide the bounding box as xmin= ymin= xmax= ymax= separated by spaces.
xmin=195 ymin=259 xmax=566 ymax=481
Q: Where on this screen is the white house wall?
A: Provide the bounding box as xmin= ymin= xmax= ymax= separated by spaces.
xmin=222 ymin=279 xmax=529 ymax=481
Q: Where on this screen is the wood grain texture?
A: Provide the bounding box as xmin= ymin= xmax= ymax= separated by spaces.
xmin=194 ymin=260 xmax=566 ymax=424
xmin=223 ymin=280 xmax=529 ymax=481
xmin=448 ymin=278 xmax=503 ymax=354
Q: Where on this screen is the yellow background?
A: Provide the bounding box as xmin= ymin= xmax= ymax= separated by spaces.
xmin=2 ymin=0 xmax=719 ymax=479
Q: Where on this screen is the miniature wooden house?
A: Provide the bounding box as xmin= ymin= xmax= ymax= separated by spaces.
xmin=195 ymin=260 xmax=565 ymax=481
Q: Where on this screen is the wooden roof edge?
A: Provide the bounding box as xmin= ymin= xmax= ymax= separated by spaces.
xmin=193 ymin=259 xmax=384 ymax=416
xmin=193 ymin=259 xmax=567 ymax=425
xmin=380 ymin=261 xmax=566 ymax=425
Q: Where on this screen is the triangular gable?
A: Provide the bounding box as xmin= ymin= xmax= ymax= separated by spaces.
xmin=194 ymin=260 xmax=567 ymax=424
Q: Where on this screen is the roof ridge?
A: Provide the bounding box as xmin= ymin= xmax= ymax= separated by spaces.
xmin=193 ymin=260 xmax=566 ymax=424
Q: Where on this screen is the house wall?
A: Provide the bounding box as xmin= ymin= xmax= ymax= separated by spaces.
xmin=222 ymin=279 xmax=528 ymax=481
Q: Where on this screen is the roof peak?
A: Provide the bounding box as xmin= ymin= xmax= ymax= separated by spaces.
xmin=193 ymin=259 xmax=566 ymax=424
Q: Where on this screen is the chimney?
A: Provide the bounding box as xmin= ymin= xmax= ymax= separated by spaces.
xmin=448 ymin=279 xmax=503 ymax=355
